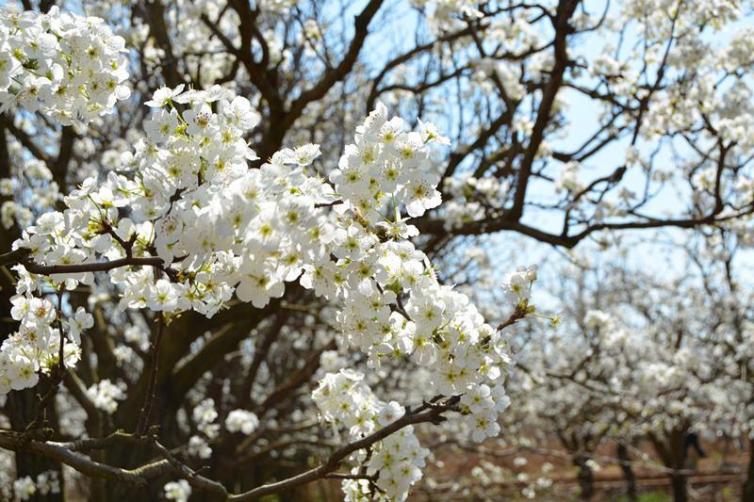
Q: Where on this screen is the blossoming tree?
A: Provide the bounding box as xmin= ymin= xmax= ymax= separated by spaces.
xmin=427 ymin=235 xmax=754 ymax=502
xmin=0 ymin=0 xmax=753 ymax=501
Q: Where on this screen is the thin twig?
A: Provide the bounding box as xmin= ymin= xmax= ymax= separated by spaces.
xmin=228 ymin=395 xmax=461 ymax=500
xmin=136 ymin=314 xmax=165 ymax=436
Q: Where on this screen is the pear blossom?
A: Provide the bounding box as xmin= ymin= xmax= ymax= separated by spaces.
xmin=164 ymin=480 xmax=191 ymax=502
xmin=225 ymin=409 xmax=260 ymax=435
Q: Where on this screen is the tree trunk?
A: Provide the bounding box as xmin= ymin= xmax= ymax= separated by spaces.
xmin=617 ymin=441 xmax=638 ymax=502
xmin=670 ymin=472 xmax=688 ymax=502
xmin=669 ymin=428 xmax=688 ymax=502
xmin=741 ymin=438 xmax=754 ymax=502
xmin=574 ymin=454 xmax=595 ymax=501
xmin=649 ymin=428 xmax=689 ymax=502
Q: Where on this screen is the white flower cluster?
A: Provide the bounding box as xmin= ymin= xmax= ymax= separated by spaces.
xmin=188 ymin=403 xmax=260 ymax=458
xmin=410 ymin=0 xmax=484 ymax=31
xmin=1 ymin=177 xmax=32 ymax=231
xmin=504 ymin=266 xmax=538 ymax=302
xmin=623 ymin=0 xmax=741 ymax=40
xmin=1 ymin=20 xmax=521 ymax=493
xmin=14 ymin=85 xmax=264 ymax=319
xmin=554 ymin=161 xmax=584 ymax=194
xmin=313 ymin=370 xmax=429 ymax=501
xmin=0 ymin=280 xmax=84 ymax=394
xmin=189 ymin=398 xmax=219 ymax=459
xmin=460 ymin=383 xmax=511 ymax=441
xmin=12 ymin=87 xmax=491 ymax=350
xmin=0 ymin=6 xmax=130 ymax=124
xmin=442 ymin=173 xmax=510 ymax=230
xmin=164 ymin=479 xmax=191 ymax=502
xmin=225 ymin=409 xmax=259 ymax=435
xmin=329 ymin=103 xmax=444 ymax=219
xmin=85 ymin=379 xmax=125 ymax=414
xmin=12 ymin=471 xmax=60 ymax=501
xmin=0 ymin=158 xmax=62 ymax=244
xmin=464 ymin=459 xmax=554 ymax=500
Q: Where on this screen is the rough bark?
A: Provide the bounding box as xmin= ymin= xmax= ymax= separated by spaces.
xmin=617 ymin=441 xmax=638 ymax=502
xmin=741 ymin=438 xmax=754 ymax=502
xmin=574 ymin=453 xmax=595 ymax=501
